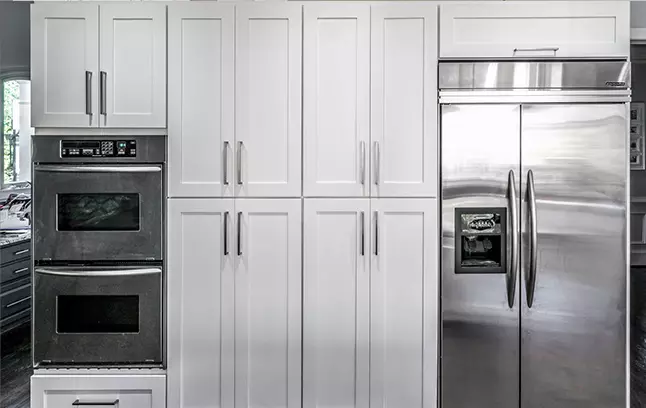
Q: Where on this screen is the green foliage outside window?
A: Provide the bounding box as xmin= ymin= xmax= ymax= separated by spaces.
xmin=3 ymin=80 xmax=19 ymax=184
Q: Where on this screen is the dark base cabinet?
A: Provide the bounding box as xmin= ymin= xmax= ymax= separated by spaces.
xmin=1 ymin=240 xmax=31 ymax=334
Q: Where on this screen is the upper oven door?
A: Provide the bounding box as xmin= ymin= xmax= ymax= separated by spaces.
xmin=33 ymin=164 xmax=163 ymax=261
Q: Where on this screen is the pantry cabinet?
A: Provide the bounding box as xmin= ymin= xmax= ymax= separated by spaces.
xmin=168 ymin=3 xmax=234 ymax=198
xmin=168 ymin=199 xmax=301 ymax=408
xmin=440 ymin=2 xmax=630 ymax=59
xmin=303 ymin=198 xmax=438 ymax=408
xmin=30 ymin=2 xmax=166 ymax=129
xmin=235 ymin=4 xmax=302 ymax=198
xmin=303 ymin=3 xmax=438 ymax=198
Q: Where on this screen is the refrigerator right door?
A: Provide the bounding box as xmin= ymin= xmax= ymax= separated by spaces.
xmin=520 ymin=104 xmax=627 ymax=408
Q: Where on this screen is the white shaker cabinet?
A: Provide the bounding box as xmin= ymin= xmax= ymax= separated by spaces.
xmin=371 ymin=4 xmax=438 ymax=198
xmin=303 ymin=4 xmax=370 ymax=198
xmin=235 ymin=5 xmax=302 ymax=198
xmin=303 ymin=199 xmax=371 ymax=408
xmin=100 ymin=4 xmax=166 ymax=128
xmin=370 ymin=199 xmax=438 ymax=408
xmin=31 ymin=3 xmax=166 ymax=129
xmin=440 ymin=2 xmax=630 ymax=59
xmin=234 ymin=199 xmax=302 ymax=408
xmin=167 ymin=199 xmax=235 ymax=408
xmin=31 ymin=3 xmax=99 ymax=128
xmin=168 ymin=4 xmax=234 ymax=198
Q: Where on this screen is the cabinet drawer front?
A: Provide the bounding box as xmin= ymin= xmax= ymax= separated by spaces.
xmin=0 ymin=283 xmax=31 ymax=318
xmin=1 ymin=241 xmax=31 ymax=265
xmin=1 ymin=259 xmax=31 ymax=285
xmin=45 ymin=392 xmax=150 ymax=408
xmin=440 ymin=2 xmax=629 ymax=59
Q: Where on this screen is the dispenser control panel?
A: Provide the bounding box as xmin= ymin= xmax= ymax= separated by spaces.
xmin=455 ymin=207 xmax=506 ymax=274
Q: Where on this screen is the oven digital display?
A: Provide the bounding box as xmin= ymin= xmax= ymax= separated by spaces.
xmin=60 ymin=140 xmax=137 ymax=158
xmin=57 ymin=193 xmax=140 ymax=231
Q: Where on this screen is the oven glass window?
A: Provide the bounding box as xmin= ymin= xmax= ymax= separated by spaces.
xmin=57 ymin=295 xmax=139 ymax=333
xmin=57 ymin=193 xmax=140 ymax=231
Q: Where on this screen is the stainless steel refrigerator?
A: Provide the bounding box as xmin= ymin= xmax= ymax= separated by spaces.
xmin=440 ymin=61 xmax=629 ymax=408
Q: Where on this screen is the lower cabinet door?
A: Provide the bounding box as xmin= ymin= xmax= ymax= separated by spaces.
xmin=167 ymin=199 xmax=235 ymax=408
xmin=370 ymin=198 xmax=438 ymax=408
xmin=31 ymin=374 xmax=166 ymax=408
xmin=234 ymin=199 xmax=302 ymax=408
xmin=303 ymin=199 xmax=371 ymax=408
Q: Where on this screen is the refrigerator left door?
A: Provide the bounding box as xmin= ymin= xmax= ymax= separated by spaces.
xmin=441 ymin=104 xmax=521 ymax=408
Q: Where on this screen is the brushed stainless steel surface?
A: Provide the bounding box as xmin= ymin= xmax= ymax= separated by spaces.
xmin=33 ymin=264 xmax=163 ymax=366
xmin=520 ymin=104 xmax=627 ymax=408
xmin=34 ymin=266 xmax=162 ymax=277
xmin=35 ymin=165 xmax=162 ymax=173
xmin=441 ymin=104 xmax=521 ymax=408
xmin=507 ymin=170 xmax=519 ymax=309
xmin=526 ymin=170 xmax=538 ymax=308
xmin=439 ymin=61 xmax=630 ymax=90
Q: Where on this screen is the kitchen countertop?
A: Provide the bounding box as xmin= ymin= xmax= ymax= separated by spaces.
xmin=0 ymin=230 xmax=31 ymax=249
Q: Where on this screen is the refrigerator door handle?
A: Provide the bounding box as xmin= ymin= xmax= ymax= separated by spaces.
xmin=507 ymin=170 xmax=518 ymax=308
xmin=526 ymin=169 xmax=538 ymax=308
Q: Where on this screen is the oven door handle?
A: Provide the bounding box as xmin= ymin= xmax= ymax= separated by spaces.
xmin=34 ymin=267 xmax=162 ymax=277
xmin=34 ymin=165 xmax=162 ymax=173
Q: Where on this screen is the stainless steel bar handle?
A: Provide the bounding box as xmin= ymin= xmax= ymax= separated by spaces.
xmin=506 ymin=170 xmax=518 ymax=309
xmin=85 ymin=71 xmax=93 ymax=123
xmin=35 ymin=165 xmax=162 ymax=173
xmin=374 ymin=142 xmax=380 ymax=185
xmin=374 ymin=211 xmax=379 ymax=256
xmin=35 ymin=267 xmax=162 ymax=277
xmin=223 ymin=141 xmax=230 ymax=185
xmin=360 ymin=211 xmax=365 ymax=256
xmin=237 ymin=212 xmax=243 ymax=256
xmin=5 ymin=296 xmax=31 ymax=309
xmin=14 ymin=249 xmax=29 ymax=256
xmin=237 ymin=141 xmax=244 ymax=185
xmin=13 ymin=267 xmax=29 ymax=275
xmin=73 ymin=400 xmax=119 ymax=406
xmin=224 ymin=211 xmax=229 ymax=256
xmin=513 ymin=47 xmax=559 ymax=55
xmin=360 ymin=141 xmax=366 ymax=185
xmin=526 ymin=170 xmax=538 ymax=308
xmin=100 ymin=71 xmax=107 ymax=116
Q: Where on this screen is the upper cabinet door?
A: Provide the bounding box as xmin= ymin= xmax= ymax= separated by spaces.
xmin=100 ymin=3 xmax=166 ymax=128
xmin=370 ymin=199 xmax=438 ymax=408
xmin=234 ymin=199 xmax=302 ymax=408
xmin=167 ymin=199 xmax=235 ymax=408
xmin=303 ymin=199 xmax=370 ymax=408
xmin=440 ymin=1 xmax=630 ymax=59
xmin=371 ymin=4 xmax=438 ymax=198
xmin=31 ymin=3 xmax=99 ymax=128
xmin=168 ymin=4 xmax=234 ymax=198
xmin=303 ymin=4 xmax=370 ymax=198
xmin=235 ymin=5 xmax=302 ymax=197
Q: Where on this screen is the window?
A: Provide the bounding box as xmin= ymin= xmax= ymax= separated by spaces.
xmin=1 ymin=78 xmax=32 ymax=188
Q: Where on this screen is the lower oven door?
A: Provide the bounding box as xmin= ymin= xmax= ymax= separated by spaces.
xmin=32 ymin=164 xmax=163 ymax=261
xmin=33 ymin=266 xmax=162 ymax=366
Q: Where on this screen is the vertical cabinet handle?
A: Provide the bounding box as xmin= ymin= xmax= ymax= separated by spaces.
xmin=374 ymin=141 xmax=380 ymax=185
xmin=526 ymin=170 xmax=538 ymax=308
xmin=223 ymin=141 xmax=230 ymax=186
xmin=85 ymin=71 xmax=93 ymax=124
xmin=237 ymin=141 xmax=244 ymax=186
xmin=237 ymin=212 xmax=242 ymax=256
xmin=374 ymin=211 xmax=379 ymax=256
xmin=100 ymin=71 xmax=107 ymax=117
xmin=360 ymin=211 xmax=365 ymax=256
xmin=360 ymin=141 xmax=366 ymax=185
xmin=224 ymin=211 xmax=229 ymax=256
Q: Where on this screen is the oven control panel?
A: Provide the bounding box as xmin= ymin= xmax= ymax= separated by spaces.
xmin=61 ymin=140 xmax=137 ymax=158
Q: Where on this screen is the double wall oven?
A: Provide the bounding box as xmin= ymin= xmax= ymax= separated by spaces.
xmin=32 ymin=136 xmax=165 ymax=367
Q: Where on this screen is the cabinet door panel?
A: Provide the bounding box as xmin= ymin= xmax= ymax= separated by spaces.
xmin=234 ymin=199 xmax=301 ymax=408
xmin=100 ymin=3 xmax=166 ymax=128
xmin=168 ymin=199 xmax=235 ymax=408
xmin=168 ymin=4 xmax=234 ymax=197
xmin=31 ymin=3 xmax=99 ymax=128
xmin=236 ymin=5 xmax=302 ymax=197
xmin=371 ymin=199 xmax=438 ymax=408
xmin=303 ymin=199 xmax=370 ymax=408
xmin=371 ymin=4 xmax=438 ymax=198
xmin=303 ymin=4 xmax=370 ymax=197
